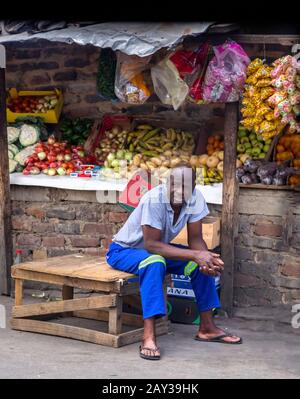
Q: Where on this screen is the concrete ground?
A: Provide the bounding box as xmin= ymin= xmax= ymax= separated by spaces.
xmin=0 ymin=294 xmax=299 ymax=379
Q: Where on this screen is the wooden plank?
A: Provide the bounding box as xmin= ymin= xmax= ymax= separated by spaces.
xmin=239 ymin=183 xmax=292 ymax=190
xmin=11 ymin=268 xmax=120 ymax=293
xmin=10 ymin=318 xmax=118 ymax=347
xmin=15 ymin=279 xmax=23 ymax=306
xmin=73 ymin=309 xmax=144 ymax=327
xmin=109 ymin=296 xmax=123 ymax=335
xmin=220 ymin=102 xmax=239 ymax=317
xmin=0 ymin=50 xmax=13 ymax=295
xmin=12 ymin=294 xmax=117 ymax=318
xmin=11 ymin=255 xmax=135 ymax=283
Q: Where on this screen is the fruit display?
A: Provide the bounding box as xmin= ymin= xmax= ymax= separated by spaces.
xmin=236 ymin=159 xmax=293 ymax=186
xmin=124 ymin=124 xmax=195 ymax=156
xmin=237 ymin=125 xmax=272 ymax=160
xmin=94 ymin=125 xmax=128 ymax=164
xmin=192 ymin=151 xmax=224 ymax=185
xmin=22 ymin=135 xmax=99 ymax=176
xmin=7 ymin=117 xmax=48 ymax=173
xmin=60 ymin=117 xmax=94 ymax=146
xmin=240 ymin=58 xmax=285 ymax=140
xmin=205 ymin=134 xmax=224 ymax=156
xmin=7 ymin=94 xmax=58 ymax=114
xmin=269 ymin=55 xmax=300 ymax=135
xmin=275 ymin=133 xmax=300 ymax=165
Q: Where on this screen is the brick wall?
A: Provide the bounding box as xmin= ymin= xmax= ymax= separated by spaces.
xmin=235 ymin=188 xmax=300 ymax=307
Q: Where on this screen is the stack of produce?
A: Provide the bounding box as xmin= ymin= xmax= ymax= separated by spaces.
xmin=192 ymin=151 xmax=224 ymax=185
xmin=7 ymin=119 xmax=43 ymax=173
xmin=60 ymin=117 xmax=94 ymax=146
xmin=269 ymin=55 xmax=300 ymax=135
xmin=124 ymin=124 xmax=195 ymax=156
xmin=236 ymin=159 xmax=292 ymax=186
xmin=240 ymin=58 xmax=285 ymax=141
xmin=275 ymin=132 xmax=300 ymax=187
xmin=94 ymin=125 xmax=128 ymax=163
xmin=7 ymin=94 xmax=58 ymax=114
xmin=22 ymin=135 xmax=99 ymax=176
xmin=205 ymin=134 xmax=224 ymax=156
xmin=237 ymin=125 xmax=272 ymax=160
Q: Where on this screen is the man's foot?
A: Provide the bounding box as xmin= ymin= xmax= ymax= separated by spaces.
xmin=197 ymin=326 xmax=242 ymax=344
xmin=139 ymin=338 xmax=161 ymax=360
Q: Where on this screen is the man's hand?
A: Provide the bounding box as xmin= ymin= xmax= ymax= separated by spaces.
xmin=192 ymin=250 xmax=224 ymax=277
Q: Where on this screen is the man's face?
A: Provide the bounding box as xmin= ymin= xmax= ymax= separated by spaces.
xmin=167 ymin=166 xmax=195 ymax=207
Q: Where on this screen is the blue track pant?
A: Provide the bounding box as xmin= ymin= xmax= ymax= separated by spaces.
xmin=106 ymin=242 xmax=220 ymax=320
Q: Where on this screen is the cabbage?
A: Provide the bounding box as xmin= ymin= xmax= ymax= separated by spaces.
xmin=8 ymin=144 xmax=19 ymax=155
xmin=14 ymin=145 xmax=35 ymax=166
xmin=19 ymin=124 xmax=40 ymax=147
xmin=8 ymin=150 xmax=14 ymax=160
xmin=9 ymin=159 xmax=18 ymax=173
xmin=7 ymin=126 xmax=20 ymax=144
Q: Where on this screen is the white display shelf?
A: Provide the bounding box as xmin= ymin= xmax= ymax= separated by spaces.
xmin=9 ymin=173 xmax=223 ymax=204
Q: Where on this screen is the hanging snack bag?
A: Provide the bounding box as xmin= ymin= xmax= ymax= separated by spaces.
xmin=114 ymin=52 xmax=152 ymax=104
xmin=202 ymin=40 xmax=250 ymax=103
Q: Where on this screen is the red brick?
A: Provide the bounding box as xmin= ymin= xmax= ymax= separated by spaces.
xmin=25 ymin=207 xmax=45 ymax=219
xmin=281 ymin=263 xmax=300 ymax=278
xmin=108 ymin=212 xmax=128 ymax=223
xmin=234 ymin=273 xmax=262 ymax=288
xmin=43 ymin=236 xmax=65 ymax=248
xmin=69 ymin=236 xmax=100 ymax=248
xmin=254 ymin=223 xmax=282 ymax=237
xmin=32 ymin=223 xmax=55 ymax=233
xmin=17 ymin=234 xmax=41 ymax=247
xmin=82 ymin=223 xmax=113 ymax=235
xmin=12 ymin=217 xmax=32 ymax=231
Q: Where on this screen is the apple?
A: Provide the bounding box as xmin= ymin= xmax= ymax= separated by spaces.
xmin=37 ymin=151 xmax=47 ymax=160
xmin=57 ymin=167 xmax=67 ymax=176
xmin=56 ymin=153 xmax=64 ymax=161
xmin=77 ymin=150 xmax=85 ymax=158
xmin=64 ymin=154 xmax=72 ymax=161
xmin=47 ymin=168 xmax=56 ymax=176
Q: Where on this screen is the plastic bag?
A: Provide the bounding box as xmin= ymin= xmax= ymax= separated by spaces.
xmin=202 ymin=40 xmax=250 ymax=103
xmin=151 ymin=43 xmax=209 ymax=110
xmin=114 ymin=52 xmax=152 ymax=104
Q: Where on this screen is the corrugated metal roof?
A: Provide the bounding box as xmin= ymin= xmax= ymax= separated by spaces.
xmin=0 ymin=22 xmax=216 ymax=56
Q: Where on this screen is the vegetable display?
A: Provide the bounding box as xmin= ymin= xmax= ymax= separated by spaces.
xmin=237 ymin=125 xmax=271 ymax=160
xmin=60 ymin=117 xmax=94 ymax=146
xmin=22 ymin=135 xmax=99 ymax=176
xmin=236 ymin=159 xmax=293 ymax=186
xmin=7 ymin=94 xmax=58 ymax=114
xmin=97 ymin=48 xmax=117 ymax=100
xmin=95 ymin=125 xmax=128 ymax=163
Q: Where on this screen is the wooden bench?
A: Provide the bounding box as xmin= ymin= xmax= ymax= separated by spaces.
xmin=10 ymin=254 xmax=170 ymax=348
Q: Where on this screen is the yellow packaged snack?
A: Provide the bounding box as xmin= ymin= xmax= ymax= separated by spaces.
xmin=241 ymin=107 xmax=256 ymax=117
xmin=254 ymin=65 xmax=272 ymax=79
xmin=259 ymin=120 xmax=276 ymax=133
xmin=241 ymin=117 xmax=255 ymax=129
xmin=265 ymin=111 xmax=275 ymax=121
xmin=256 ymin=78 xmax=272 ymax=87
xmin=260 ymin=87 xmax=275 ymax=100
xmin=256 ymin=105 xmax=272 ymax=119
xmin=247 ymin=58 xmax=264 ymax=75
xmin=245 ymin=74 xmax=257 ymax=85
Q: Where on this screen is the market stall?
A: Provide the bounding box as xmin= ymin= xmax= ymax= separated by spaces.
xmin=0 ymin=25 xmax=300 ymax=316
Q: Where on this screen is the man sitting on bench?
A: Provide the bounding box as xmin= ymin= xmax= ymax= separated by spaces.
xmin=106 ymin=164 xmax=242 ymax=360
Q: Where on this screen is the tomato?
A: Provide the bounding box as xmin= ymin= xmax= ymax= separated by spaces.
xmin=67 ymin=161 xmax=75 ymax=169
xmin=66 ymin=168 xmax=74 ymax=175
xmin=47 ymin=154 xmax=57 ymax=163
xmin=22 ymin=169 xmax=30 ymax=175
xmin=64 ymin=148 xmax=72 ymax=154
xmin=61 ymin=163 xmax=68 ymax=169
xmin=49 ymin=162 xmax=57 ymax=169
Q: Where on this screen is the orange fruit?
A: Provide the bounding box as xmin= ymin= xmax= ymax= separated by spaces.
xmin=208 ymin=137 xmax=214 ymax=144
xmin=276 ymin=144 xmax=285 ymax=153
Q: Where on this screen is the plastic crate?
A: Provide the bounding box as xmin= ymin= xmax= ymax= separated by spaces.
xmin=7 ymin=88 xmax=63 ymax=124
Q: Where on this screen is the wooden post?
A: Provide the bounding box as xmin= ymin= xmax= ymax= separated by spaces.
xmin=220 ymin=102 xmax=239 ymax=317
xmin=0 ymin=44 xmax=13 ymax=295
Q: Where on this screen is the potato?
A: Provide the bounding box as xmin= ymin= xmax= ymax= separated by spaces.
xmin=162 ymin=160 xmax=170 ymax=167
xmin=150 ymin=157 xmax=162 ymax=166
xmin=133 ymin=154 xmax=142 ymax=166
xmin=170 ymin=157 xmax=182 ymax=168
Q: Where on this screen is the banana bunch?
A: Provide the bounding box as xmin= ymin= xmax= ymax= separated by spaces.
xmin=125 ymin=124 xmax=195 ymax=158
xmin=196 ymin=166 xmax=223 ymax=185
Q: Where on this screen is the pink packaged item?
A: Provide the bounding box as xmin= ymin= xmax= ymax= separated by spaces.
xmin=202 ymin=40 xmax=250 ymax=103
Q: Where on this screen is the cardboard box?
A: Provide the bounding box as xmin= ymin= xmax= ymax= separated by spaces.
xmin=171 ymin=216 xmax=220 ymax=250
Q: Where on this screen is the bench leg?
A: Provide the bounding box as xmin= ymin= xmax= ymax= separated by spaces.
xmin=109 ymin=295 xmax=123 ymax=335
xmin=15 ymin=279 xmax=23 ymax=306
xmin=62 ymin=285 xmax=74 ymax=317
